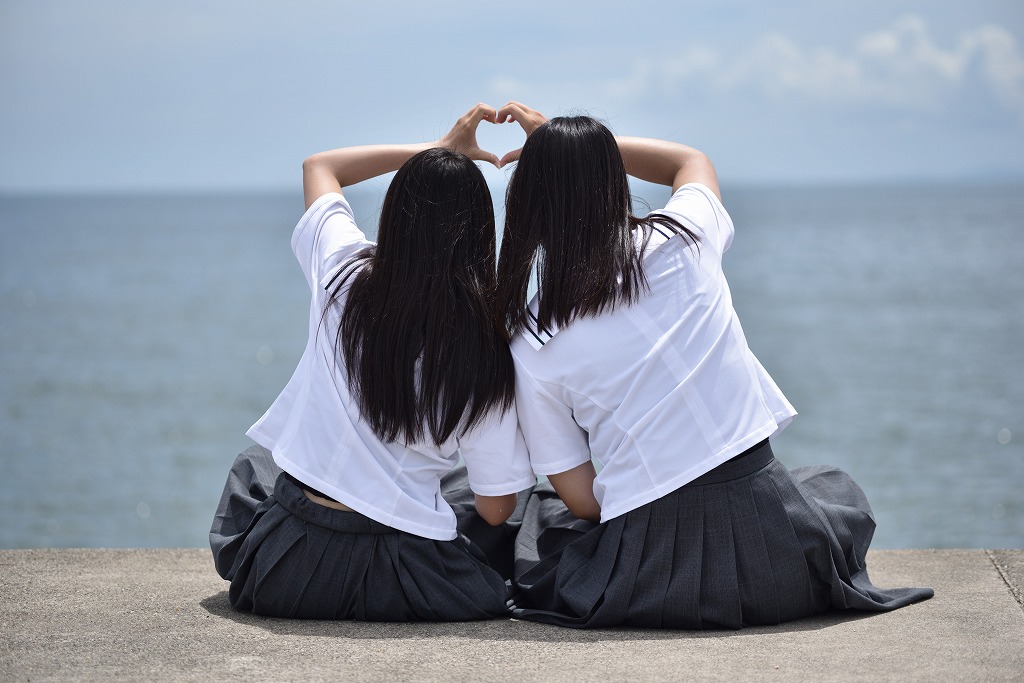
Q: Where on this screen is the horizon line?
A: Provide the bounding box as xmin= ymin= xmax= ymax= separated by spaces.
xmin=3 ymin=174 xmax=1024 ymax=197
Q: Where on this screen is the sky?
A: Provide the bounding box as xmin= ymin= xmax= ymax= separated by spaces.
xmin=1 ymin=0 xmax=1023 ymax=192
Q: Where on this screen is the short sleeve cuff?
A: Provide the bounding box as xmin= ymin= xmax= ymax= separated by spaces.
xmin=658 ymin=183 xmax=735 ymax=252
xmin=291 ymin=192 xmax=352 ymax=252
xmin=291 ymin=192 xmax=367 ymax=287
xmin=468 ymin=473 xmax=537 ymax=497
xmin=530 ymin=451 xmax=593 ymax=477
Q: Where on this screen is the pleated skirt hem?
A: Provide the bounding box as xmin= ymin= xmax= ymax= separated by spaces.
xmin=511 ymin=440 xmax=934 ymax=629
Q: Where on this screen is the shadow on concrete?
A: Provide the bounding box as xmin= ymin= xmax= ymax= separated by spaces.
xmin=199 ymin=590 xmax=875 ymax=642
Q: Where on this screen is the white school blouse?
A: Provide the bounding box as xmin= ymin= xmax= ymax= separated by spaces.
xmin=511 ymin=183 xmax=797 ymax=522
xmin=247 ymin=192 xmax=535 ymax=541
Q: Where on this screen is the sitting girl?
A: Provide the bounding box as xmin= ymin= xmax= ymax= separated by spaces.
xmin=210 ymin=105 xmax=534 ymax=621
xmin=494 ymin=102 xmax=934 ymax=628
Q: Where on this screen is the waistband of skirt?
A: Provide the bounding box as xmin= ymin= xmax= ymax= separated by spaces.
xmin=274 ymin=472 xmax=399 ymax=535
xmin=685 ymin=439 xmax=775 ymax=486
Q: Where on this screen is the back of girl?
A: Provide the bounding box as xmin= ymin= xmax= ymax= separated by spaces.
xmin=209 ymin=105 xmax=535 ymax=621
xmin=495 ymin=102 xmax=933 ymax=629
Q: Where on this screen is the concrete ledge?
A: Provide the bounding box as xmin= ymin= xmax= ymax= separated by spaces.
xmin=1 ymin=549 xmax=1022 ymax=682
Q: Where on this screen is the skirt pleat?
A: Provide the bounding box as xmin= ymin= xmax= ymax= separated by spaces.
xmin=511 ymin=440 xmax=934 ymax=629
xmin=209 ymin=444 xmax=512 ymax=621
xmin=747 ymin=473 xmax=819 ymax=623
xmin=726 ymin=477 xmax=778 ymax=625
xmin=665 ymin=487 xmax=704 ymax=628
xmin=699 ymin=480 xmax=742 ymax=628
xmin=632 ymin=499 xmax=678 ymax=625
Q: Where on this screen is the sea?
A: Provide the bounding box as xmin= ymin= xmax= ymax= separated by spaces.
xmin=1 ymin=181 xmax=1021 ymax=549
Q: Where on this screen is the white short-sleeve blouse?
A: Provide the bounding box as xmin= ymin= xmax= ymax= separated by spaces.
xmin=511 ymin=183 xmax=797 ymax=522
xmin=247 ymin=193 xmax=535 ymax=540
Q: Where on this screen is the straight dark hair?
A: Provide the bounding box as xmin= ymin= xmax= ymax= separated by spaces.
xmin=326 ymin=148 xmax=514 ymax=445
xmin=496 ymin=116 xmax=699 ymax=338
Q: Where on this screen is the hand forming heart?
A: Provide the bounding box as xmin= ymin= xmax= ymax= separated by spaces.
xmin=439 ymin=102 xmax=548 ymax=169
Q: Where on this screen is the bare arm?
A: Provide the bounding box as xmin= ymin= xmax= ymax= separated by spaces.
xmin=302 ymin=143 xmax=431 ymax=208
xmin=301 ymin=104 xmax=501 ymax=209
xmin=615 ymin=137 xmax=721 ymax=199
xmin=496 ymin=101 xmax=719 ymax=199
xmin=547 ymin=461 xmax=601 ymax=523
xmin=614 ymin=137 xmax=720 ymax=198
xmin=474 ymin=493 xmax=519 ymax=526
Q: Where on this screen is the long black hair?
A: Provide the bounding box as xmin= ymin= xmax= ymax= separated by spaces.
xmin=496 ymin=116 xmax=699 ymax=338
xmin=326 ymin=148 xmax=514 ymax=445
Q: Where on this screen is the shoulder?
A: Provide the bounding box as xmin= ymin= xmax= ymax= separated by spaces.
xmin=656 ymin=183 xmax=735 ymax=252
xmin=291 ymin=192 xmax=372 ymax=289
xmin=292 ymin=192 xmax=358 ymax=247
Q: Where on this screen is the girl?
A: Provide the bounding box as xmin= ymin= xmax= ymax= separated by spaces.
xmin=495 ymin=102 xmax=933 ymax=628
xmin=210 ymin=105 xmax=535 ymax=621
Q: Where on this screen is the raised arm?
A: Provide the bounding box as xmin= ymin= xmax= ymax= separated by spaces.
xmin=497 ymin=101 xmax=719 ymax=199
xmin=615 ymin=137 xmax=721 ymax=199
xmin=302 ymin=143 xmax=431 ymax=208
xmin=301 ymin=104 xmax=502 ymax=209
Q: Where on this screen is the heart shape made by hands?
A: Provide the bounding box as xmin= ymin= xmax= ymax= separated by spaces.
xmin=474 ymin=117 xmax=527 ymax=169
xmin=443 ymin=103 xmax=542 ymax=168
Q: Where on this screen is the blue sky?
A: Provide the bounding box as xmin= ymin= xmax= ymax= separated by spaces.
xmin=1 ymin=0 xmax=1022 ymax=192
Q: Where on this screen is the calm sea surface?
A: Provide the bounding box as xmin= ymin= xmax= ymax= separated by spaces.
xmin=1 ymin=182 xmax=1021 ymax=549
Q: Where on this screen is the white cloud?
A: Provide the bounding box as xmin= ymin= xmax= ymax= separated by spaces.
xmin=715 ymin=33 xmax=867 ymax=102
xmin=850 ymin=15 xmax=1024 ymax=113
xmin=493 ymin=15 xmax=1024 ymax=124
xmin=966 ymin=24 xmax=1024 ymax=114
xmin=710 ymin=15 xmax=1024 ymax=117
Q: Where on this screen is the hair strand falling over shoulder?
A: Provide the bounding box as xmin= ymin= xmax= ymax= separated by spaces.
xmin=325 ymin=148 xmax=514 ymax=445
xmin=496 ymin=116 xmax=699 ymax=338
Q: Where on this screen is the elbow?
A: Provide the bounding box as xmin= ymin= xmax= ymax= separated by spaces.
xmin=567 ymin=500 xmax=601 ymax=524
xmin=302 ymin=153 xmax=323 ymax=175
xmin=478 ymin=509 xmax=512 ymax=526
xmin=475 ymin=493 xmax=517 ymax=526
xmin=679 ymin=149 xmax=712 ymax=175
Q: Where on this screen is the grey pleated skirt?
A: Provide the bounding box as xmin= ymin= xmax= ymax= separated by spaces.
xmin=209 ymin=444 xmax=518 ymax=621
xmin=511 ymin=440 xmax=934 ymax=629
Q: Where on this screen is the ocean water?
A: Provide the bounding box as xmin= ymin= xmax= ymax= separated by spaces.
xmin=1 ymin=182 xmax=1021 ymax=549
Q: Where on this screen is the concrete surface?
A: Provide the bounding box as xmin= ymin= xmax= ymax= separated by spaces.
xmin=1 ymin=549 xmax=1021 ymax=682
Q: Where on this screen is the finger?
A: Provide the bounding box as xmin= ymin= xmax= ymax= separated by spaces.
xmin=498 ymin=148 xmax=522 ymax=168
xmin=496 ymin=102 xmax=526 ymax=123
xmin=461 ymin=144 xmax=500 ymax=168
xmin=445 ymin=106 xmax=489 ymax=148
xmin=473 ymin=103 xmax=498 ymax=123
xmin=463 ymin=103 xmax=496 ymax=125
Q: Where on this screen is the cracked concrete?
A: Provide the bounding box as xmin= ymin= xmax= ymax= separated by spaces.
xmin=988 ymin=549 xmax=1024 ymax=610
